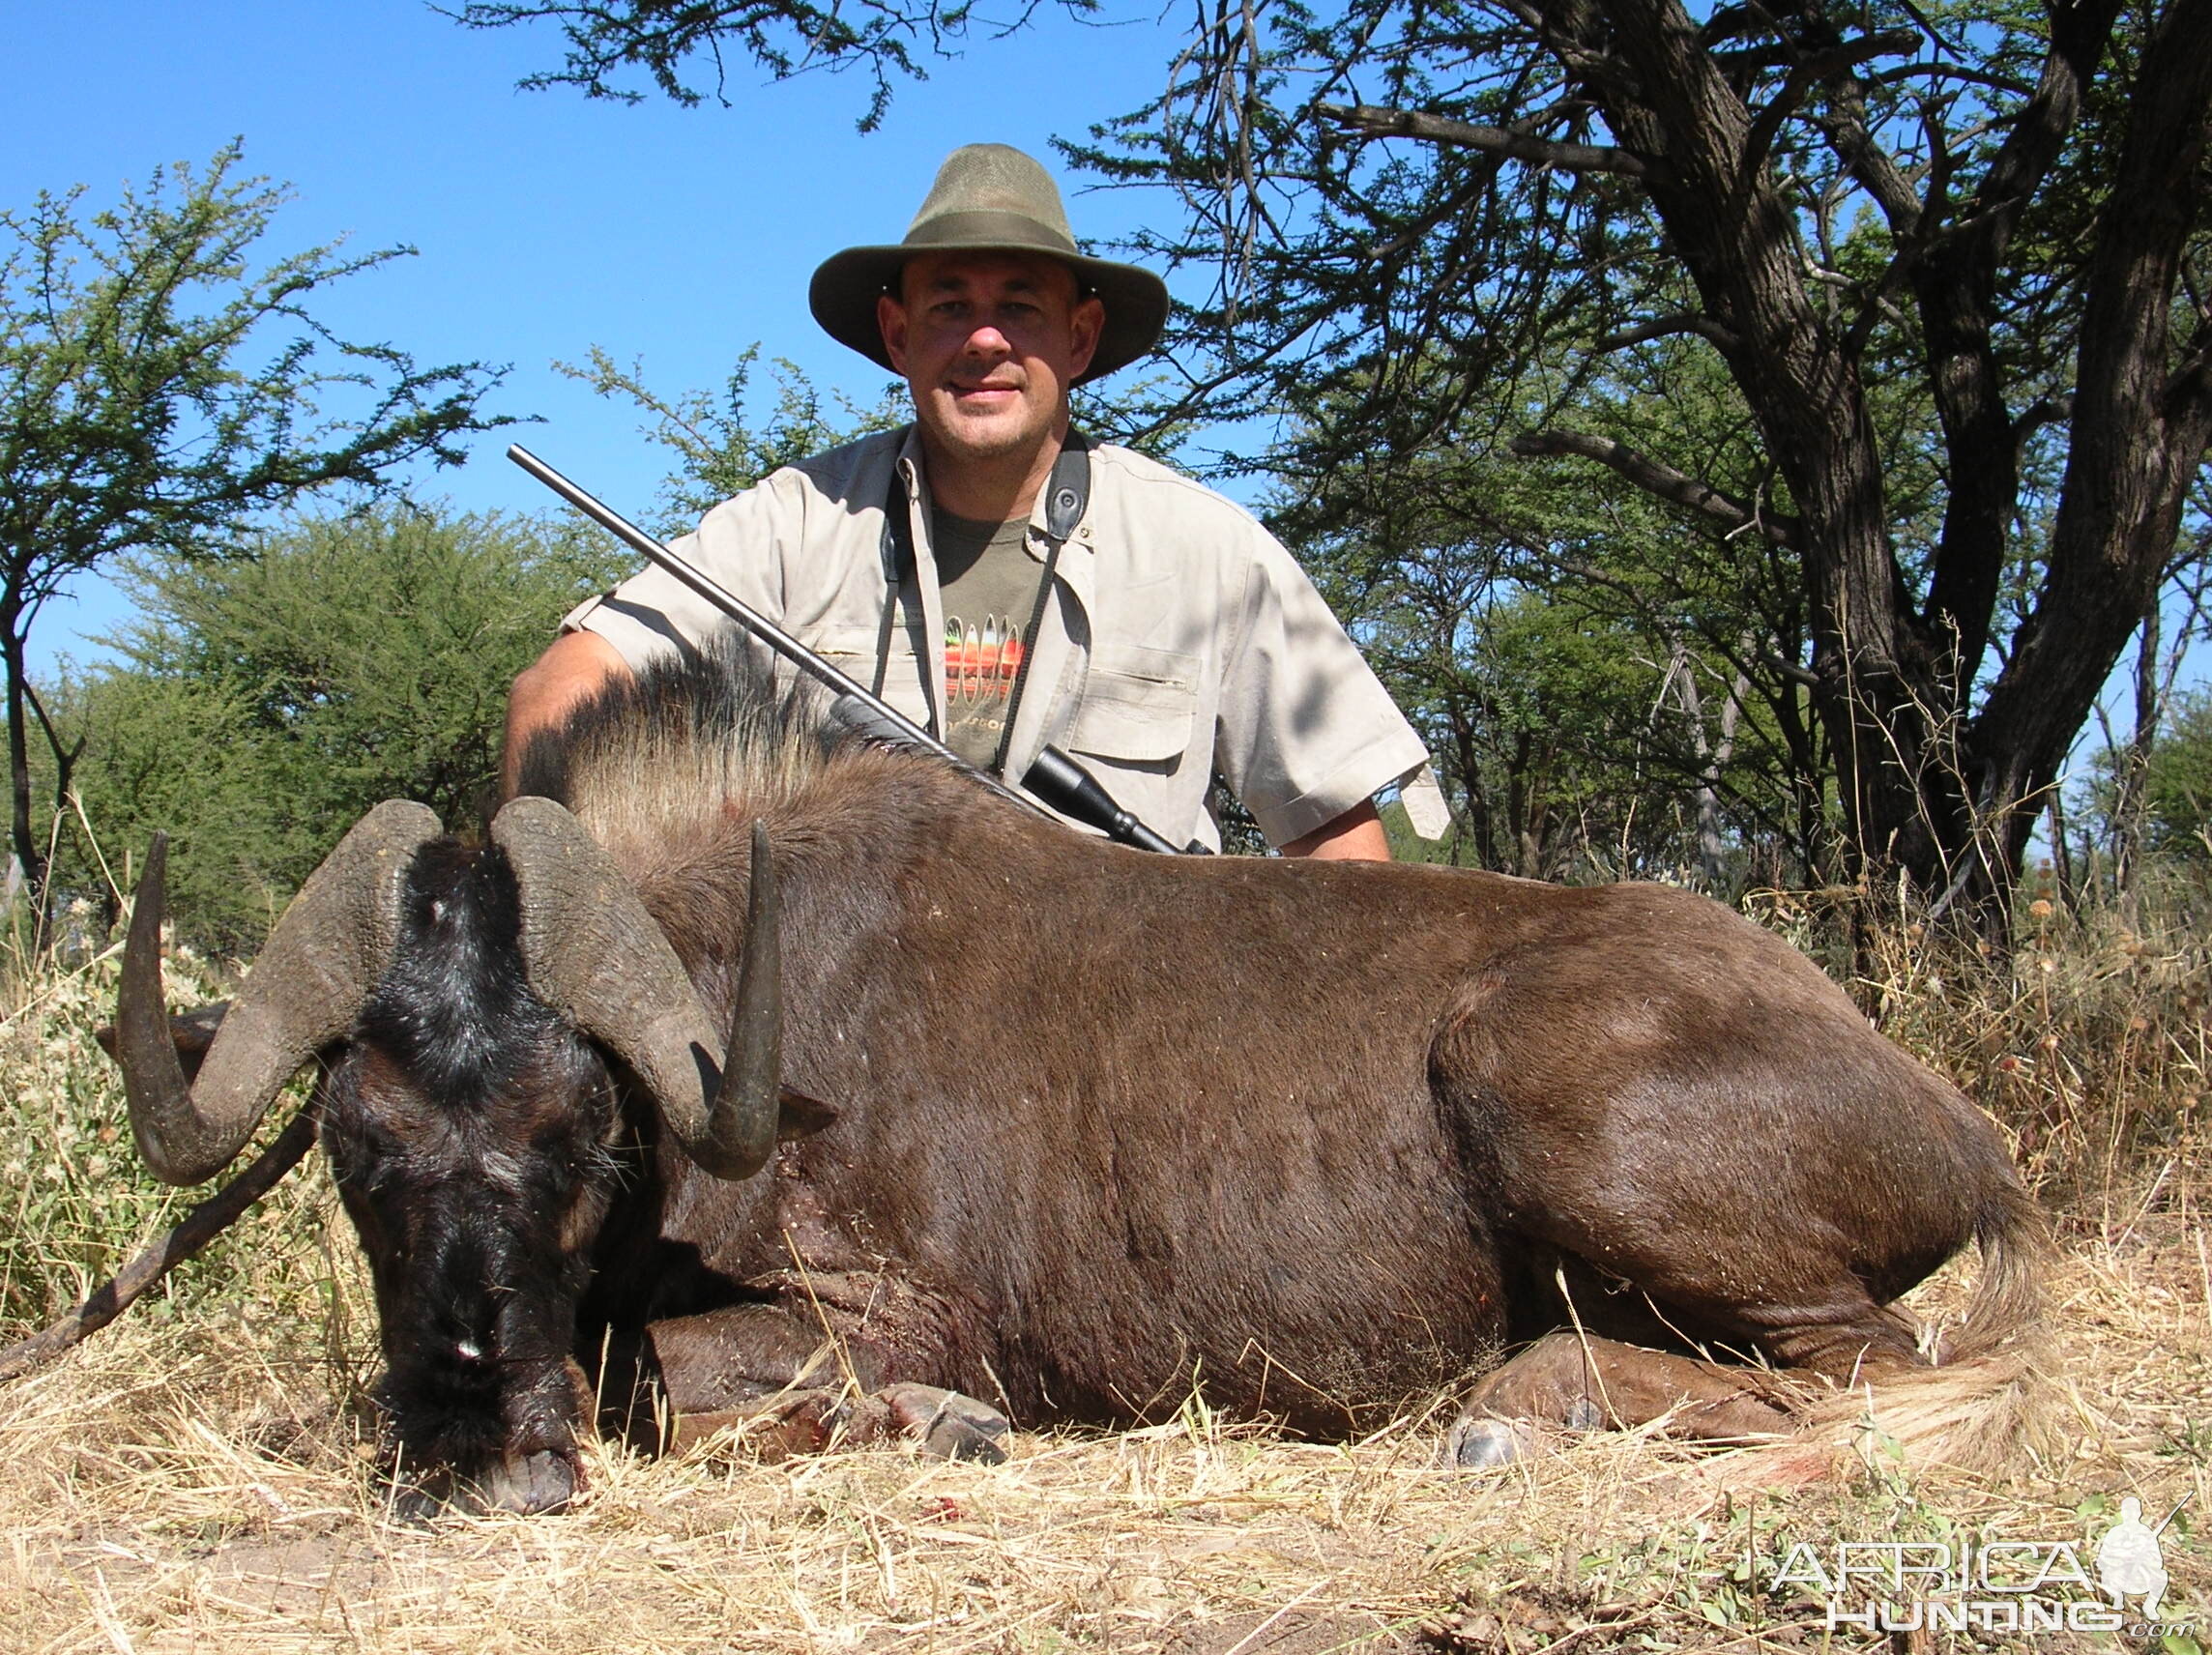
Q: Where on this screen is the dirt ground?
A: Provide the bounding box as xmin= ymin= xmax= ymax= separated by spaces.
xmin=0 ymin=1179 xmax=2203 ymax=1654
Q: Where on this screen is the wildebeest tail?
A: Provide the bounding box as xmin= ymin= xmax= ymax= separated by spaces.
xmin=1944 ymin=1177 xmax=2051 ymax=1365
xmin=1790 ymin=1179 xmax=2058 ymax=1478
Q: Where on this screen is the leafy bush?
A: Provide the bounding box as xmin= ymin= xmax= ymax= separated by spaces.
xmin=39 ymin=504 xmax=628 ymax=951
xmin=2141 ymin=689 xmax=2212 ymax=858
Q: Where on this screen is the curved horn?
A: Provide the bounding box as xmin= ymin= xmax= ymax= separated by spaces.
xmin=490 ymin=798 xmax=780 ymax=1179
xmin=721 ymin=819 xmax=783 ymax=1168
xmin=118 ymin=801 xmax=443 ymax=1184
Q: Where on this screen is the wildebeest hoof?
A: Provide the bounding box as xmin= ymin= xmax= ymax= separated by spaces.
xmin=1447 ymin=1415 xmax=1548 ymax=1470
xmin=389 ymin=1450 xmax=578 ymax=1521
xmin=881 ymin=1382 xmax=1011 ymax=1463
xmin=479 ymin=1449 xmax=578 ymax=1514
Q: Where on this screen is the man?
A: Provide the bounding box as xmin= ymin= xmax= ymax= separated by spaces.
xmin=507 ymin=144 xmax=1445 ymax=857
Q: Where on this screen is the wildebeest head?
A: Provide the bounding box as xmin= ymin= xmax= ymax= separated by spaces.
xmin=110 ymin=799 xmax=798 ymax=1514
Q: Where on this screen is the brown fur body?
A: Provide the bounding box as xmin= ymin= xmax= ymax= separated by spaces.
xmin=510 ymin=653 xmax=2040 ymax=1454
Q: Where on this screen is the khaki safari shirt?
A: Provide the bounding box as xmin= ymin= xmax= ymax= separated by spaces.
xmin=565 ymin=428 xmax=1446 ymax=853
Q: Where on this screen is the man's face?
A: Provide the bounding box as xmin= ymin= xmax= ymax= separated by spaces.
xmin=878 ymin=250 xmax=1104 ymax=474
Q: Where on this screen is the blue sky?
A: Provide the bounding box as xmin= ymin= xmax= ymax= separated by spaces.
xmin=5 ymin=2 xmax=2200 ymax=725
xmin=2 ymin=0 xmax=1187 ymax=666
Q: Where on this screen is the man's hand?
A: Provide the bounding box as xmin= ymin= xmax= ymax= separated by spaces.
xmin=1280 ymin=799 xmax=1390 ymax=861
xmin=502 ymin=630 xmax=634 ymax=797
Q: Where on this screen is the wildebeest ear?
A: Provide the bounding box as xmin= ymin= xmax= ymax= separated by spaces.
xmin=94 ymin=1002 xmax=232 ymax=1085
xmin=776 ymin=1087 xmax=840 ymax=1142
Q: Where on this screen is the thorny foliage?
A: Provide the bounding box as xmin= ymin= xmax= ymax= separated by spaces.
xmin=0 ymin=142 xmax=514 ymax=887
xmin=447 ymin=0 xmax=1106 ymax=131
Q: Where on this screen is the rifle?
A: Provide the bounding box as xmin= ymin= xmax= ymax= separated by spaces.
xmin=509 ymin=446 xmax=1202 ymax=856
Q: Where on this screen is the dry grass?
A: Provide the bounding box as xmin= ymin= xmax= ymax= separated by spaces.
xmin=0 ymin=886 xmax=2205 ymax=1653
xmin=0 ymin=1205 xmax=2202 ymax=1653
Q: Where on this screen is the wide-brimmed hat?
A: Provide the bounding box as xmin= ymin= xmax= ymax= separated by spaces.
xmin=809 ymin=144 xmax=1169 ymax=385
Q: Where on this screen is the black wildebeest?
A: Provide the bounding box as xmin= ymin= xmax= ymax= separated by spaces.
xmin=109 ymin=649 xmax=2045 ymax=1513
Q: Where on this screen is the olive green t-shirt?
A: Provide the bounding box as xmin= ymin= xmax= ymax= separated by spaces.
xmin=934 ymin=509 xmax=1049 ymax=769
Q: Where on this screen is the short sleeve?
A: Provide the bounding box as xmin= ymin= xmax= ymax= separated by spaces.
xmin=1212 ymin=529 xmax=1433 ymax=847
xmin=562 ymin=470 xmax=810 ymax=673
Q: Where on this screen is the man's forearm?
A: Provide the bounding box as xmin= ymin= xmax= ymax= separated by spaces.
xmin=502 ymin=629 xmax=635 ymax=797
xmin=1280 ymin=799 xmax=1390 ymax=861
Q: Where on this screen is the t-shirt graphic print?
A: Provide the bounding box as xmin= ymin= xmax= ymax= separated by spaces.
xmin=933 ymin=509 xmax=1048 ymax=770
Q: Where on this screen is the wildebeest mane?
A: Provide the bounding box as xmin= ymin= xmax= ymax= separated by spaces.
xmin=512 ymin=638 xmax=1004 ymax=823
xmin=512 ymin=641 xmax=852 ymax=824
xmin=509 ymin=638 xmax=1030 ymax=1002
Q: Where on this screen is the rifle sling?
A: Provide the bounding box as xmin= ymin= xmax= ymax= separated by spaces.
xmin=874 ymin=431 xmax=1092 ymax=761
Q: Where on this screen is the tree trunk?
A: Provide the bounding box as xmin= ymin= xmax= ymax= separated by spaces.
xmin=2110 ymin=607 xmax=2161 ymax=892
xmin=2 ymin=605 xmax=43 ymax=901
xmin=1537 ymin=0 xmax=2211 ymax=928
xmin=1662 ymin=632 xmax=1750 ymax=891
xmin=1966 ymin=0 xmax=2212 ymax=901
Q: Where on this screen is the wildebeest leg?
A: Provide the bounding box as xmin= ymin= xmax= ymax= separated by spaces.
xmin=593 ymin=1304 xmax=1008 ymax=1462
xmin=1517 ymin=1243 xmax=1927 ymax=1383
xmin=1450 ymin=1331 xmax=1796 ymax=1467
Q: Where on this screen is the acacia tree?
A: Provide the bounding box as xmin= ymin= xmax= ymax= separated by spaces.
xmin=49 ymin=506 xmax=626 ymax=949
xmin=1093 ymin=0 xmax=2212 ymax=922
xmin=0 ymin=143 xmax=511 ymax=892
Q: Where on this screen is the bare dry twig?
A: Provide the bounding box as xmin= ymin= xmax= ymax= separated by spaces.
xmin=0 ymin=1108 xmax=316 ymax=1383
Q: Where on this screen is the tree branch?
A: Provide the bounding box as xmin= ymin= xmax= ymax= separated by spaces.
xmin=1511 ymin=427 xmax=1800 ymax=547
xmin=2164 ymin=316 xmax=2212 ymax=424
xmin=1317 ymin=102 xmax=1653 ymax=177
xmin=0 ymin=1108 xmax=317 ymax=1384
xmin=1869 ymin=61 xmax=2035 ymax=100
xmin=20 ymin=678 xmax=84 ymax=785
xmin=1947 ymin=0 xmax=2126 ymax=267
xmin=2010 ymin=392 xmax=2075 ymax=445
xmin=1594 ymin=315 xmax=1742 ymax=355
xmin=1740 ymin=29 xmax=1920 ymax=180
xmin=1811 ymin=93 xmax=1925 ymax=233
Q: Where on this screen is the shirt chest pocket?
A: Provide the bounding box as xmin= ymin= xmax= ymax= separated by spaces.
xmin=1067 ymin=644 xmax=1200 ymax=766
xmin=814 ymin=623 xmax=933 ymax=728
